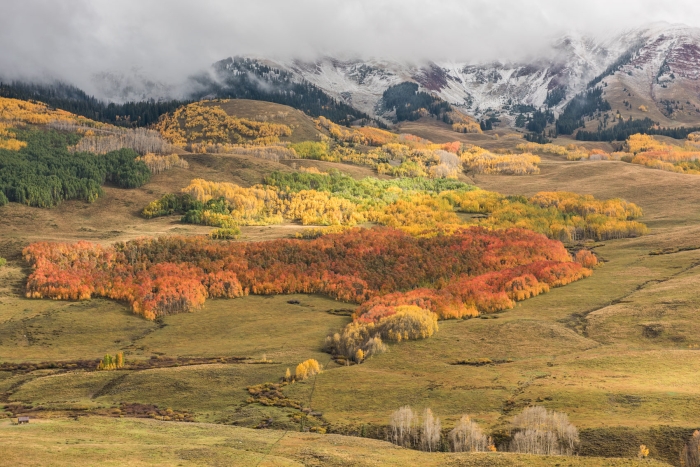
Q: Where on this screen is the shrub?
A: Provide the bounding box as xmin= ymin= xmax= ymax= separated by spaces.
xmin=614 ymin=133 xmax=700 ymax=175
xmin=575 ymin=249 xmax=599 ymax=268
xmin=69 ymin=127 xmax=172 ymax=155
xmin=326 ymin=306 xmax=436 ymax=359
xmin=461 ymin=148 xmax=541 ymax=175
xmin=178 ymin=179 xmax=359 ymax=226
xmin=290 ymin=141 xmax=330 ymax=160
xmin=97 ymin=352 xmax=124 ymax=371
xmin=325 ymin=322 xmax=388 ymax=361
xmin=24 ymin=227 xmax=591 ymax=320
xmin=155 ymin=101 xmax=291 ymax=148
xmin=141 ymin=193 xmax=201 ymax=218
xmin=115 ymin=352 xmax=124 ymax=369
xmin=375 ymin=306 xmax=439 ymax=342
xmin=146 ymin=172 xmax=646 ymax=242
xmin=0 ymin=129 xmax=150 ymax=207
xmin=0 ymin=96 xmax=91 ymax=125
xmin=516 ymin=142 xmax=568 ymax=156
xmin=303 ymin=118 xmax=474 ymax=178
xmin=638 ymin=444 xmax=649 ymax=459
xmin=209 ymin=227 xmax=240 ymax=240
xmin=0 ymin=122 xmax=27 ymax=151
xmin=136 ymin=153 xmax=188 ymax=174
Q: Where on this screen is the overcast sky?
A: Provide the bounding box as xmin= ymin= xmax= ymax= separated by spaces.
xmin=2 ymin=0 xmax=700 ymax=98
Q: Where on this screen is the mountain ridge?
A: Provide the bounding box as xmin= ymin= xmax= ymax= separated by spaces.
xmin=5 ymin=22 xmax=700 ymax=130
xmin=243 ymin=22 xmax=700 ymax=126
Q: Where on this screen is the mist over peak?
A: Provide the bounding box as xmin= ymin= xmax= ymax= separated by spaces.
xmin=2 ymin=1 xmax=700 ymax=103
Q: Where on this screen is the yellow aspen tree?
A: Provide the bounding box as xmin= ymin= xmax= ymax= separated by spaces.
xmin=116 ymin=351 xmax=124 ymax=369
xmin=638 ymin=444 xmax=649 ymax=459
xmin=295 ymin=359 xmax=322 ymax=380
xmin=295 ymin=363 xmax=308 ymax=381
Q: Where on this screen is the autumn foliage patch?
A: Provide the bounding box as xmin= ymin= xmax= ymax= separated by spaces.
xmin=143 ymin=171 xmax=647 ymax=241
xmin=24 ymin=227 xmax=590 ymax=321
xmin=155 ymin=101 xmax=292 ymax=150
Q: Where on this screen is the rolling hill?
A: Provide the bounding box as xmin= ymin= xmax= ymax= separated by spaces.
xmin=3 ymin=40 xmax=700 ymax=465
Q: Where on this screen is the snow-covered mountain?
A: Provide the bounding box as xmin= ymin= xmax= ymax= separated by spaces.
xmin=74 ymin=22 xmax=700 ymax=127
xmin=239 ymin=22 xmax=700 ymax=124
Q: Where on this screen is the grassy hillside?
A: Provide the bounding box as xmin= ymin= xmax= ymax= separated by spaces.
xmin=2 ymin=96 xmax=700 ymax=466
xmin=205 ymin=99 xmax=324 ymax=143
xmin=600 ymin=73 xmax=700 ymax=128
xmin=0 ymin=417 xmax=672 ymax=466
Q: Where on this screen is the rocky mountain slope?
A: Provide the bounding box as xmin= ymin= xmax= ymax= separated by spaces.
xmin=31 ymin=22 xmax=700 ymax=129
xmin=243 ymin=23 xmax=700 ymax=125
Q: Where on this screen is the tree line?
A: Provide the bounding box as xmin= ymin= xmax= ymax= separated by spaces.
xmin=587 ymin=41 xmax=645 ymax=89
xmin=389 ymin=405 xmax=578 ymax=455
xmin=24 ymin=226 xmax=591 ymax=320
xmin=555 ymin=88 xmax=611 ymax=135
xmin=0 ymin=81 xmax=185 ymax=128
xmin=381 ymin=82 xmax=452 ymax=122
xmin=2 ymin=56 xmax=382 ymax=129
xmin=544 ymin=87 xmax=566 ymax=107
xmin=142 ymin=169 xmax=647 ymax=242
xmin=192 ymin=57 xmax=377 ymax=127
xmin=0 ymin=129 xmax=150 ymax=207
xmin=576 ymin=117 xmax=700 ymax=141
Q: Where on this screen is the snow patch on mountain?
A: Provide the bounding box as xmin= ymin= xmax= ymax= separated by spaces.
xmin=65 ymin=22 xmax=700 ymax=126
xmin=249 ymin=23 xmax=700 ymax=124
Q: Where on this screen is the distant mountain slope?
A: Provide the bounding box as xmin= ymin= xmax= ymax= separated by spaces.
xmin=1 ymin=60 xmax=380 ymax=129
xmin=0 ymin=81 xmax=185 ymax=127
xmin=594 ymin=23 xmax=700 ymax=127
xmin=248 ymin=23 xmax=700 ymax=128
xmin=5 ymin=23 xmax=700 ymax=132
xmin=189 ymin=57 xmax=377 ymax=126
xmin=250 ymin=36 xmax=618 ymax=122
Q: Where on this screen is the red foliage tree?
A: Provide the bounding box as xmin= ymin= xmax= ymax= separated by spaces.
xmin=24 ymin=227 xmax=591 ymax=321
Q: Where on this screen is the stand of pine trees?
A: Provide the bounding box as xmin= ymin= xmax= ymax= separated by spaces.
xmin=0 ymin=81 xmax=185 ymax=128
xmin=381 ymin=82 xmax=452 ymax=122
xmin=193 ymin=57 xmax=378 ymax=127
xmin=0 ymin=129 xmax=150 ymax=207
xmin=576 ymin=117 xmax=700 ymax=141
xmin=555 ymin=88 xmax=611 ymax=135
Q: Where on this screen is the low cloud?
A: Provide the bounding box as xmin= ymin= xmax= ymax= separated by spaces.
xmin=2 ymin=0 xmax=699 ymax=100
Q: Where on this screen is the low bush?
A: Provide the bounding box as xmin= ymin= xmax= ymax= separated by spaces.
xmin=326 ymin=305 xmax=437 ymax=360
